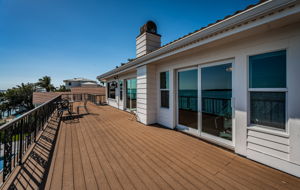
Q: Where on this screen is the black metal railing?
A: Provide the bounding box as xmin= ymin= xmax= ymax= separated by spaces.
xmin=0 ymin=93 xmax=106 ymax=183
xmin=178 ymin=96 xmax=232 ymax=116
xmin=178 ymin=96 xmax=198 ymax=111
xmin=0 ymin=95 xmax=61 ymax=183
xmin=60 ymin=93 xmax=105 ymax=105
xmin=61 ymin=93 xmax=85 ymax=102
xmin=202 ymin=97 xmax=232 ymax=116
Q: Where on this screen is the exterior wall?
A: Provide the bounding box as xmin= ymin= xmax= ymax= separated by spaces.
xmin=136 ymin=65 xmax=157 ymax=124
xmin=153 ymin=22 xmax=300 ymax=176
xmin=65 ymin=81 xmax=82 ymax=89
xmin=106 ymin=71 xmax=136 ymax=111
xmin=106 ymin=66 xmax=157 ymax=125
xmin=136 ymin=66 xmax=147 ymax=123
xmin=65 ymin=81 xmax=97 ymax=89
xmin=156 ymin=69 xmax=175 ymax=128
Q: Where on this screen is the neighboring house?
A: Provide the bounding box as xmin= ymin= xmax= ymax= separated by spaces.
xmin=81 ymin=82 xmax=98 ymax=87
xmin=63 ymin=77 xmax=97 ymax=89
xmin=33 ymin=78 xmax=104 ymax=106
xmin=97 ymin=0 xmax=300 ymax=177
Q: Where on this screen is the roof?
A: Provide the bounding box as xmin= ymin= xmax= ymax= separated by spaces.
xmin=97 ymin=0 xmax=298 ymax=80
xmin=63 ymin=78 xmax=97 ymax=83
xmin=81 ymin=82 xmax=98 ymax=85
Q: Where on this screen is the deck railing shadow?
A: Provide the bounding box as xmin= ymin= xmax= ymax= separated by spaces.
xmin=1 ymin=112 xmax=61 ymax=190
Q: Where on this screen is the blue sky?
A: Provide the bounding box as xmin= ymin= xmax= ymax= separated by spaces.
xmin=0 ymin=0 xmax=259 ymax=90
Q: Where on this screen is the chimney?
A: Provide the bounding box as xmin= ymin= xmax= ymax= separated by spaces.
xmin=136 ymin=21 xmax=161 ymax=58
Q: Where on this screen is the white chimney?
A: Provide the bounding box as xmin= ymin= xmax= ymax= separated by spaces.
xmin=136 ymin=21 xmax=161 ymax=58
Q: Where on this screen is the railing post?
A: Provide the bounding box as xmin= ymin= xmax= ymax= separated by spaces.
xmin=34 ymin=111 xmax=37 ymax=143
xmin=19 ymin=119 xmax=23 ymax=165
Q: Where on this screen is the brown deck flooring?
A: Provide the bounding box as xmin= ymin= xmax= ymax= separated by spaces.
xmin=44 ymin=102 xmax=300 ymax=190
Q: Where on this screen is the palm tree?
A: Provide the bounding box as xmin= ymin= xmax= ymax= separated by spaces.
xmin=17 ymin=83 xmax=35 ymax=109
xmin=37 ymin=76 xmax=55 ymax=92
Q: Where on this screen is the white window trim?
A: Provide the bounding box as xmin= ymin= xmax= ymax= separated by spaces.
xmin=160 ymin=71 xmax=170 ymax=109
xmin=247 ymin=50 xmax=288 ymax=132
xmin=248 ymin=88 xmax=287 ymax=92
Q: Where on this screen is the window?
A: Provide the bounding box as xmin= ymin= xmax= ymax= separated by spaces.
xmin=249 ymin=50 xmax=287 ymax=130
xmin=107 ymin=81 xmax=117 ymax=99
xmin=119 ymin=80 xmax=123 ymax=100
xmin=160 ymin=71 xmax=169 ymax=108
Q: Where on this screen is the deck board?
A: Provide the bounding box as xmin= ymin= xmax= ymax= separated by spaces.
xmin=44 ymin=102 xmax=300 ymax=190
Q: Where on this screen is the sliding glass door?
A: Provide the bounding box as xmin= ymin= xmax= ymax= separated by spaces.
xmin=176 ymin=62 xmax=233 ymax=145
xmin=126 ymin=78 xmax=137 ymax=110
xmin=177 ymin=68 xmax=198 ymax=130
xmin=201 ymin=63 xmax=232 ymax=141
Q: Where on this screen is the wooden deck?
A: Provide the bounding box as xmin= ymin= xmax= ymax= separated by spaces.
xmin=5 ymin=102 xmax=300 ymax=190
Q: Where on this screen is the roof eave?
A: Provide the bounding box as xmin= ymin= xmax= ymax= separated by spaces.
xmin=97 ymin=0 xmax=298 ymax=81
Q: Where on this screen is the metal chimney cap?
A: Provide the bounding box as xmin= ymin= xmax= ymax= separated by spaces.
xmin=139 ymin=21 xmax=159 ymax=35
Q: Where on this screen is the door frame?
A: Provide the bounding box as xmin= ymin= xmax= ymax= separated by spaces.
xmin=198 ymin=60 xmax=235 ymax=147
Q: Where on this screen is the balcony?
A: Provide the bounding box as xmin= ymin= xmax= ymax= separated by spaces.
xmin=1 ymin=95 xmax=300 ymax=190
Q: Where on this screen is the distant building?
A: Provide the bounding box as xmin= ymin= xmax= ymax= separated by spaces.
xmin=35 ymin=87 xmax=47 ymax=92
xmin=63 ymin=78 xmax=97 ymax=89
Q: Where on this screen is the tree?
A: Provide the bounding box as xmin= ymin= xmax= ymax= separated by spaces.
xmin=55 ymin=85 xmax=70 ymax=92
xmin=5 ymin=83 xmax=35 ymax=111
xmin=17 ymin=83 xmax=35 ymax=110
xmin=37 ymin=76 xmax=55 ymax=92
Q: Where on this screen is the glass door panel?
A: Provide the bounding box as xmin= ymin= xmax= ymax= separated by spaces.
xmin=130 ymin=79 xmax=137 ymax=109
xmin=201 ymin=63 xmax=232 ymax=140
xmin=126 ymin=78 xmax=137 ymax=110
xmin=126 ymin=79 xmax=131 ymax=109
xmin=178 ymin=69 xmax=198 ymax=129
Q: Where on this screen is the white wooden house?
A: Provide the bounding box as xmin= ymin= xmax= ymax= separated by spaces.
xmin=98 ymin=0 xmax=300 ymax=177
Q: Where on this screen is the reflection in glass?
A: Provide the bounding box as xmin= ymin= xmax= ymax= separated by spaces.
xmin=249 ymin=50 xmax=286 ymax=88
xmin=178 ymin=69 xmax=198 ymax=129
xmin=250 ymin=92 xmax=285 ymax=129
xmin=201 ymin=63 xmax=232 ymax=140
xmin=160 ymin=71 xmax=169 ymax=89
xmin=126 ymin=78 xmax=137 ymax=110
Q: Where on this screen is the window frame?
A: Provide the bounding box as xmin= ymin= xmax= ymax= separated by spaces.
xmin=247 ymin=49 xmax=288 ymax=132
xmin=107 ymin=81 xmax=117 ymax=99
xmin=119 ymin=80 xmax=123 ymax=101
xmin=160 ymin=71 xmax=170 ymax=108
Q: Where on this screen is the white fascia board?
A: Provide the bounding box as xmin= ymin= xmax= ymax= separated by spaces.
xmin=97 ymin=0 xmax=298 ymax=80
